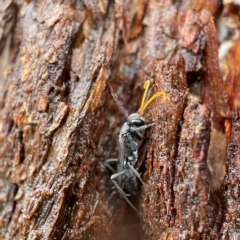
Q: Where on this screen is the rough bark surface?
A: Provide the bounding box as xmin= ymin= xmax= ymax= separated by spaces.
xmin=0 ymin=0 xmax=239 ymax=240
xmin=140 ymin=60 xmax=188 ymax=239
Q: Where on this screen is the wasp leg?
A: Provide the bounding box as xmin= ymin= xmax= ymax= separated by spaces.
xmin=133 ymin=123 xmax=155 ymax=132
xmin=111 ymin=170 xmax=138 ymax=214
xmin=105 ymin=158 xmax=118 ymax=172
xmin=127 ymin=162 xmax=146 ymax=186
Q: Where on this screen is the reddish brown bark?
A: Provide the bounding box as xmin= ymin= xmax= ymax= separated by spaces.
xmin=0 ymin=0 xmax=239 ymax=240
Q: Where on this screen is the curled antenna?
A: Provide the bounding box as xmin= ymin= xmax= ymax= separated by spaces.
xmin=139 ymin=80 xmax=166 ymax=116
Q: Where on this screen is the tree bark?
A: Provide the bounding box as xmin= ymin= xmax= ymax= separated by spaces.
xmin=0 ymin=0 xmax=239 ymax=239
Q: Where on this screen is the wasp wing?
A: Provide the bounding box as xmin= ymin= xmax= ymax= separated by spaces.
xmin=117 ymin=136 xmax=125 ymax=172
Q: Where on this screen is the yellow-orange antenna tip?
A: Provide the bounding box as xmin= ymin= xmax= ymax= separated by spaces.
xmin=140 ymin=80 xmax=150 ymax=110
xmin=139 ymin=91 xmax=166 ymax=116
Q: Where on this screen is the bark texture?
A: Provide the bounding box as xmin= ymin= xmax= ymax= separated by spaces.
xmin=0 ymin=0 xmax=239 ymax=240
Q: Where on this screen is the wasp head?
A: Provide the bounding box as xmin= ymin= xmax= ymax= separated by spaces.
xmin=127 ymin=113 xmax=146 ymax=127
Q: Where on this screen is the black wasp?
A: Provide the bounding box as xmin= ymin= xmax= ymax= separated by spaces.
xmin=105 ymin=80 xmax=166 ymax=213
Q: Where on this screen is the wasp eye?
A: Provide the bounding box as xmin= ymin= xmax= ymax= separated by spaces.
xmin=130 ymin=119 xmax=144 ymax=127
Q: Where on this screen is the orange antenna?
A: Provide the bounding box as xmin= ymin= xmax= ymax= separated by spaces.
xmin=139 ymin=80 xmax=166 ymax=116
xmin=140 ymin=80 xmax=150 ymax=110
